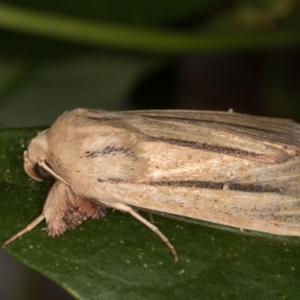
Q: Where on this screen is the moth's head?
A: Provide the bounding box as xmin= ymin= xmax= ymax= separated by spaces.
xmin=24 ymin=130 xmax=54 ymax=182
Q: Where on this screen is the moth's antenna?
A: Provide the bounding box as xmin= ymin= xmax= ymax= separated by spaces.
xmin=40 ymin=161 xmax=69 ymax=185
xmin=2 ymin=215 xmax=45 ymax=248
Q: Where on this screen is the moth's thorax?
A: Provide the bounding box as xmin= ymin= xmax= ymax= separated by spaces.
xmin=39 ymin=112 xmax=150 ymax=196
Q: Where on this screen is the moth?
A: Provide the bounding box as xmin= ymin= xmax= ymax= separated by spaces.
xmin=2 ymin=108 xmax=300 ymax=261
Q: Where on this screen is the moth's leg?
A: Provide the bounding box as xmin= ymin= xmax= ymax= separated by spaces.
xmin=108 ymin=202 xmax=178 ymax=262
xmin=2 ymin=215 xmax=45 ymax=248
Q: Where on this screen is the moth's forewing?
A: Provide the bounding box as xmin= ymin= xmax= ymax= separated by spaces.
xmin=71 ymin=110 xmax=300 ymax=236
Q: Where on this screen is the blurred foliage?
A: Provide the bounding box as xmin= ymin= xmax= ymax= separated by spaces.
xmin=0 ymin=0 xmax=299 ymax=299
xmin=0 ymin=1 xmax=299 ymax=126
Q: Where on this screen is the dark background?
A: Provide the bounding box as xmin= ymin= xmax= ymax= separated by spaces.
xmin=0 ymin=0 xmax=299 ymax=299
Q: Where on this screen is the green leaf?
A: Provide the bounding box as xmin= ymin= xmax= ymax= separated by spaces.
xmin=1 ymin=128 xmax=300 ymax=299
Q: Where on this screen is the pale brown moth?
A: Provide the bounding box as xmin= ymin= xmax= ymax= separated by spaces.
xmin=2 ymin=108 xmax=300 ymax=261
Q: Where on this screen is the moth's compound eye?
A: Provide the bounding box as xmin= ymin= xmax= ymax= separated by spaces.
xmin=33 ymin=162 xmax=54 ymax=181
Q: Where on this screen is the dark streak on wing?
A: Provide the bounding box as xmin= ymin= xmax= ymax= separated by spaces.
xmin=85 ymin=111 xmax=299 ymax=147
xmin=142 ymin=115 xmax=278 ymax=134
xmin=85 ymin=146 xmax=131 ymax=158
xmin=146 ymin=135 xmax=272 ymax=162
xmin=86 ymin=116 xmax=119 ymax=122
xmin=142 ymin=114 xmax=299 ymax=147
xmin=143 ymin=180 xmax=282 ymax=194
xmin=104 ymin=178 xmax=282 ymax=194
